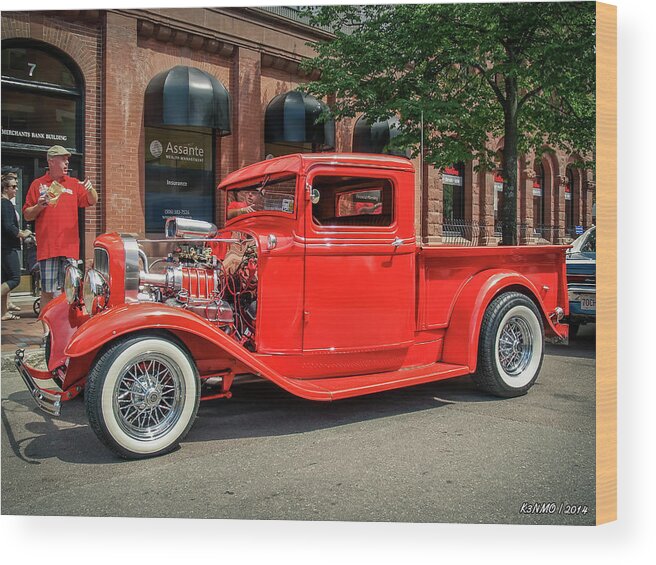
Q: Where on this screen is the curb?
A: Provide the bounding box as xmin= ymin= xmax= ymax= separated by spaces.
xmin=1 ymin=348 xmax=45 ymax=372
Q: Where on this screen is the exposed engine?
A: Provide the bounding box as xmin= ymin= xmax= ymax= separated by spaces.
xmin=137 ymin=218 xmax=258 ymax=351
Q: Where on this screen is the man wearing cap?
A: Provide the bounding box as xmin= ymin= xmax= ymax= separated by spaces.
xmin=23 ymin=145 xmax=98 ymax=319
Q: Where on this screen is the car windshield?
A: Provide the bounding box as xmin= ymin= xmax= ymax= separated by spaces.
xmin=576 ymin=228 xmax=596 ymax=253
xmin=226 ymin=175 xmax=296 ymax=220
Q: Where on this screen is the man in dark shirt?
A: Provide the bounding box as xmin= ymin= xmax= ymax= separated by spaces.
xmin=1 ymin=172 xmax=31 ymax=320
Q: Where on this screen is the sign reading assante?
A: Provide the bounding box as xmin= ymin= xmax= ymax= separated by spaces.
xmin=145 ymin=127 xmax=214 ymax=233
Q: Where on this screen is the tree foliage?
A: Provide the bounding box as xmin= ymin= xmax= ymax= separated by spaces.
xmin=301 ymin=2 xmax=596 ymax=244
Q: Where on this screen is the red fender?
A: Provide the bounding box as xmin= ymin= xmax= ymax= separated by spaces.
xmin=441 ymin=269 xmax=564 ymax=370
xmin=63 ymin=303 xmax=326 ymax=400
xmin=66 ymin=302 xmax=268 ymax=368
xmin=40 ymin=294 xmax=89 ymax=371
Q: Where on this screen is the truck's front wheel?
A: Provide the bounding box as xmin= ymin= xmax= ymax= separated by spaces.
xmin=473 ymin=292 xmax=544 ymax=397
xmin=85 ymin=334 xmax=200 ymax=459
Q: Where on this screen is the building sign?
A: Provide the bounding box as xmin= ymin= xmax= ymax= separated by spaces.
xmin=565 ymin=184 xmax=572 ymax=200
xmin=145 ymin=126 xmax=214 ymax=233
xmin=494 ymin=173 xmax=504 ymax=192
xmin=442 ymin=165 xmax=463 ymax=187
xmin=1 ymin=90 xmax=77 ymax=148
xmin=532 ymin=180 xmax=542 ymax=196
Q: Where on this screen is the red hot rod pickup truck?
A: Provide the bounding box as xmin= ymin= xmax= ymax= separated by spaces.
xmin=16 ymin=153 xmax=569 ymax=459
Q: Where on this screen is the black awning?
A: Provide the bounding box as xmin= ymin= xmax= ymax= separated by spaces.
xmin=352 ymin=116 xmax=407 ymax=156
xmin=265 ymin=91 xmax=335 ymax=150
xmin=144 ymin=66 xmax=231 ymax=134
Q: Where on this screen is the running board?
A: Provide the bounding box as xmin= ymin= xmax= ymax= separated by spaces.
xmin=273 ymin=362 xmax=471 ymax=401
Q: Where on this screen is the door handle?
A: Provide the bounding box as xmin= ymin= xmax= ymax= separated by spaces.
xmin=391 ymin=237 xmax=403 ymax=247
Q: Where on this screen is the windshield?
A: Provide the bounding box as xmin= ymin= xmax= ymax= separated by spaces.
xmin=572 ymin=227 xmax=596 ymax=253
xmin=226 ymin=174 xmax=296 ymax=220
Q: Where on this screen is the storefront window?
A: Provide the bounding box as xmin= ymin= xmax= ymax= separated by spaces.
xmin=145 ymin=127 xmax=214 ymax=233
xmin=145 ymin=126 xmax=214 ymax=233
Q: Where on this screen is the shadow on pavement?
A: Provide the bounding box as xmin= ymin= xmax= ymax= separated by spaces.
xmin=5 ymin=325 xmax=595 ymax=464
xmin=4 ymin=373 xmax=505 ymax=464
xmin=546 ymin=323 xmax=596 ymax=360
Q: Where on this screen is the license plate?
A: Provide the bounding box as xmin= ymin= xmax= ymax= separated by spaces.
xmin=580 ymin=296 xmax=596 ymax=311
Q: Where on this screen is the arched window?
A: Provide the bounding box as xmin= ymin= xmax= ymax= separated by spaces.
xmin=565 ymin=166 xmax=575 ymax=237
xmin=494 ymin=151 xmax=504 ymax=235
xmin=2 ymin=42 xmax=83 ymax=154
xmin=533 ymin=161 xmax=545 ymax=235
xmin=442 ymin=162 xmax=465 ymax=226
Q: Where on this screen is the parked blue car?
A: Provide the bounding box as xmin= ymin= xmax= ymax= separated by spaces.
xmin=566 ymin=226 xmax=596 ymax=337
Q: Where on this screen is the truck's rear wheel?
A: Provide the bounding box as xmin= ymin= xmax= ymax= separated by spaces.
xmin=85 ymin=334 xmax=200 ymax=459
xmin=473 ymin=292 xmax=544 ymax=397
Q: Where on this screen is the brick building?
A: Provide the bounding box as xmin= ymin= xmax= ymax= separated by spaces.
xmin=1 ymin=7 xmax=595 ymax=273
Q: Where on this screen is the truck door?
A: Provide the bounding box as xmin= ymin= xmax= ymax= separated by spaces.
xmin=303 ymin=167 xmax=416 ymax=352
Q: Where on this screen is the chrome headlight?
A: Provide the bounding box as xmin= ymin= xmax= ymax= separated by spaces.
xmin=83 ymin=269 xmax=109 ymax=316
xmin=64 ymin=265 xmax=82 ymax=304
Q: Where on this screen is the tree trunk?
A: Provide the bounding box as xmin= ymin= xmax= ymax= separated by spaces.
xmin=501 ymin=77 xmax=519 ymax=246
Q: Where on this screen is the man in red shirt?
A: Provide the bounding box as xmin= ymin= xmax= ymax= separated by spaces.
xmin=226 ymin=189 xmax=258 ymax=219
xmin=23 ymin=145 xmax=98 ymax=320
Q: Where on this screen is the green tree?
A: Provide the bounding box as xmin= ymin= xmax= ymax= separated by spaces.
xmin=301 ymin=2 xmax=596 ymax=244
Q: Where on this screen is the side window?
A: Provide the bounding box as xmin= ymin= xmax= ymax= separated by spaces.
xmin=312 ymin=176 xmax=393 ymax=227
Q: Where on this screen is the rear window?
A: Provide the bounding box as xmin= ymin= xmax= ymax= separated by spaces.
xmin=311 ymin=176 xmax=393 ymax=227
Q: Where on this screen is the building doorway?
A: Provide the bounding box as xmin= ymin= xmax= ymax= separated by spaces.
xmin=2 ymin=40 xmax=86 ymax=275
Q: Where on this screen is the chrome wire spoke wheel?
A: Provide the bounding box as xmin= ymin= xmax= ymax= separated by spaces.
xmin=474 ymin=292 xmax=544 ymax=397
xmin=497 ymin=316 xmax=534 ymax=376
xmin=113 ymin=353 xmax=185 ymax=441
xmin=87 ymin=335 xmax=200 ymax=459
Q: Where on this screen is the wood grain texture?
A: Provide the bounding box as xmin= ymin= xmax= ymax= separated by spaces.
xmin=595 ymin=1 xmax=617 ymax=525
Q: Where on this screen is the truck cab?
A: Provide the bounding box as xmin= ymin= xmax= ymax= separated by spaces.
xmin=221 ymin=154 xmax=417 ymax=365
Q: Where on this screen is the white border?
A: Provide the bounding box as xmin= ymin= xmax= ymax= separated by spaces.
xmin=2 ymin=0 xmax=654 ymax=563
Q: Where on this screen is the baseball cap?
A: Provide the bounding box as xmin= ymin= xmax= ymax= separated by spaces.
xmin=47 ymin=145 xmax=72 ymax=159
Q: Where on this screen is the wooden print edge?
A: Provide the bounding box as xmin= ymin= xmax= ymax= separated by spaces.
xmin=595 ymin=1 xmax=617 ymax=525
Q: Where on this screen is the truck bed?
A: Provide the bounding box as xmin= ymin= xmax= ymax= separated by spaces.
xmin=417 ymin=245 xmax=568 ymax=330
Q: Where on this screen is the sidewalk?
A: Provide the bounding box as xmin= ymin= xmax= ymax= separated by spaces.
xmin=1 ymin=293 xmax=43 ymax=357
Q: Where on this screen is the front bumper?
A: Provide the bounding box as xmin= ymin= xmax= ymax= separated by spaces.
xmin=15 ymin=349 xmax=64 ymax=416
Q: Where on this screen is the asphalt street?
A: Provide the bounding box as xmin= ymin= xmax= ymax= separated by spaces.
xmin=1 ymin=325 xmax=596 ymax=525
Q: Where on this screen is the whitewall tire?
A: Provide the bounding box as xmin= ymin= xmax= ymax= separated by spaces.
xmin=85 ymin=334 xmax=200 ymax=459
xmin=472 ymin=292 xmax=544 ymax=397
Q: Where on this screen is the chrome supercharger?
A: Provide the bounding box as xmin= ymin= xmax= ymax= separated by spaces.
xmin=136 ymin=217 xmax=236 ymax=324
xmin=64 ymin=216 xmax=257 ymax=344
